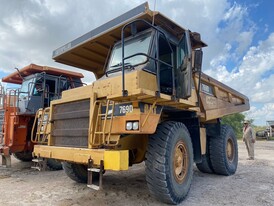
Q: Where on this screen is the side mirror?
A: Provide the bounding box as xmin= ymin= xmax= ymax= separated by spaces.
xmin=194 ymin=50 xmax=203 ymax=72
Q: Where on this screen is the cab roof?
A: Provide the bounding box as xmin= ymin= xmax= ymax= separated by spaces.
xmin=52 ymin=2 xmax=207 ymax=79
xmin=2 ymin=63 xmax=84 ymax=84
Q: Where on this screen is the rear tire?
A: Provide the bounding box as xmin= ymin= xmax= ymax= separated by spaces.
xmin=209 ymin=125 xmax=238 ymax=176
xmin=62 ymin=162 xmax=99 ymax=183
xmin=47 ymin=159 xmax=63 ymax=170
xmin=196 ymin=136 xmax=214 ymax=174
xmin=145 ymin=121 xmax=193 ymax=204
xmin=13 ymin=151 xmax=33 ymax=162
xmin=196 ymin=154 xmax=213 ymax=174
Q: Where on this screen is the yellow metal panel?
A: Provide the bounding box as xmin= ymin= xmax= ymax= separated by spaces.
xmin=104 ymin=150 xmax=128 ymax=171
xmin=33 ymin=145 xmax=104 ymax=165
xmin=38 ymin=149 xmax=52 ymax=158
xmin=200 ymin=128 xmax=206 ymax=155
xmin=33 ymin=145 xmax=129 ymax=171
xmin=116 ymin=134 xmax=148 ymax=164
xmin=56 ymin=84 xmax=94 ymax=103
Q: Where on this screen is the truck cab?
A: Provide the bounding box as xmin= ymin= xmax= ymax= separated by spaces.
xmin=106 ymin=26 xmax=196 ymax=98
xmin=18 ymin=72 xmax=82 ymax=114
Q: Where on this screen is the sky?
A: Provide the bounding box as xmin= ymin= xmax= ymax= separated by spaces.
xmin=0 ymin=0 xmax=273 ymax=126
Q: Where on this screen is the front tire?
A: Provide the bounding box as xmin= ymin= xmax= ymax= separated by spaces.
xmin=47 ymin=159 xmax=63 ymax=170
xmin=62 ymin=162 xmax=99 ymax=183
xmin=13 ymin=151 xmax=33 ymax=162
xmin=145 ymin=121 xmax=193 ymax=204
xmin=209 ymin=125 xmax=238 ymax=175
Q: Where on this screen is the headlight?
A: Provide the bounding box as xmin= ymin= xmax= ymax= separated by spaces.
xmin=133 ymin=121 xmax=139 ymax=130
xmin=126 ymin=122 xmax=133 ymax=130
xmin=126 ymin=121 xmax=139 ymax=130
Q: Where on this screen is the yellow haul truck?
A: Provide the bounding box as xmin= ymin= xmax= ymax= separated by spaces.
xmin=33 ymin=3 xmax=249 ymax=204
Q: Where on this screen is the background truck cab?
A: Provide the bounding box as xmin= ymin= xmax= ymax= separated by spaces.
xmin=0 ymin=64 xmax=83 ymax=168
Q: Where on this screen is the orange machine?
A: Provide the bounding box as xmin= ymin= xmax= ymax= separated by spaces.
xmin=0 ymin=64 xmax=83 ymax=167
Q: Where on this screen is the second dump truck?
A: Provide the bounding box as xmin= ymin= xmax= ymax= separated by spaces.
xmin=0 ymin=64 xmax=83 ymax=168
xmin=33 ymin=3 xmax=249 ymax=204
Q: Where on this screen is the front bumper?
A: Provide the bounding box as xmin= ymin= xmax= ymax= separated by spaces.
xmin=33 ymin=145 xmax=128 ymax=171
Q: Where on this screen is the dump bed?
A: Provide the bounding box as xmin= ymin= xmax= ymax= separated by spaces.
xmin=198 ymin=73 xmax=249 ymax=120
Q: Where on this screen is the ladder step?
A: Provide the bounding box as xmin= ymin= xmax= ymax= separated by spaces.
xmin=32 ymin=158 xmax=44 ymax=163
xmin=98 ymin=114 xmax=106 ymax=117
xmin=87 ymin=168 xmax=100 ymax=172
xmin=87 ymin=159 xmax=103 ymax=191
xmin=87 ymin=184 xmax=100 ymax=190
xmin=94 ymin=132 xmax=110 ymax=134
xmin=31 ymin=166 xmax=41 ymax=170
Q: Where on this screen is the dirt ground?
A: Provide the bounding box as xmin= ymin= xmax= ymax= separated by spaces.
xmin=1 ymin=141 xmax=274 ymax=206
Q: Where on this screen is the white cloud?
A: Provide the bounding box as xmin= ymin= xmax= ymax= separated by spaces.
xmin=0 ymin=0 xmax=146 ymax=82
xmin=247 ymin=103 xmax=274 ymax=124
xmin=206 ymin=31 xmax=274 ymax=125
xmin=40 ymin=0 xmax=69 ymax=15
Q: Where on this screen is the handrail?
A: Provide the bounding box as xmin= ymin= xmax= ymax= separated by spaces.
xmin=0 ymin=85 xmax=5 ymax=109
xmin=7 ymin=89 xmax=19 ymax=108
xmin=31 ymin=108 xmax=50 ymax=144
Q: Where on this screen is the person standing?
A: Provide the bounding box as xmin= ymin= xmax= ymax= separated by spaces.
xmin=242 ymin=120 xmax=255 ymax=160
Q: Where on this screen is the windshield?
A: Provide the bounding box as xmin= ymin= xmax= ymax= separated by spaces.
xmin=20 ymin=77 xmax=35 ymax=94
xmin=107 ymin=32 xmax=152 ymax=72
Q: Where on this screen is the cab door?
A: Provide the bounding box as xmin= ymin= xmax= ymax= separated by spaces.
xmin=176 ymin=30 xmax=192 ymax=99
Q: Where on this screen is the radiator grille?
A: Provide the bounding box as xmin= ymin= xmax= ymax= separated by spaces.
xmin=51 ymin=99 xmax=90 ymax=148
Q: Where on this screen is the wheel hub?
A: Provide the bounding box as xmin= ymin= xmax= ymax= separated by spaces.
xmin=173 ymin=141 xmax=188 ymax=183
xmin=226 ymin=138 xmax=234 ymax=162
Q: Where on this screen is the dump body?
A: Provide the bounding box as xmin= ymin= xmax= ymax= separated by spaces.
xmin=33 ymin=2 xmax=249 ymax=204
xmin=0 ymin=64 xmax=83 ymax=166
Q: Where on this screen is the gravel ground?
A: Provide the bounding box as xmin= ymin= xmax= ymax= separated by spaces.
xmin=0 ymin=140 xmax=274 ymax=206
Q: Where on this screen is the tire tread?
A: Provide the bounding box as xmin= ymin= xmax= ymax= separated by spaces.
xmin=145 ymin=121 xmax=193 ymax=204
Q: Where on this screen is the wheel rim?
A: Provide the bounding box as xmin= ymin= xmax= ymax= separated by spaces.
xmin=173 ymin=140 xmax=188 ymax=184
xmin=226 ymin=138 xmax=234 ymax=162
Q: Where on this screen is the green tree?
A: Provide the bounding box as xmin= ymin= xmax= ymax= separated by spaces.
xmin=221 ymin=113 xmax=246 ymax=139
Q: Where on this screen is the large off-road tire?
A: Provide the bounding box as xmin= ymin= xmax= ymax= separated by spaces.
xmin=196 ymin=136 xmax=214 ymax=174
xmin=13 ymin=151 xmax=33 ymax=162
xmin=145 ymin=121 xmax=193 ymax=205
xmin=209 ymin=125 xmax=238 ymax=176
xmin=196 ymin=154 xmax=213 ymax=174
xmin=62 ymin=162 xmax=99 ymax=183
xmin=47 ymin=159 xmax=63 ymax=170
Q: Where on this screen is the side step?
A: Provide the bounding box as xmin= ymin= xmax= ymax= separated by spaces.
xmin=87 ymin=159 xmax=104 ymax=190
xmin=31 ymin=158 xmax=47 ymax=171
